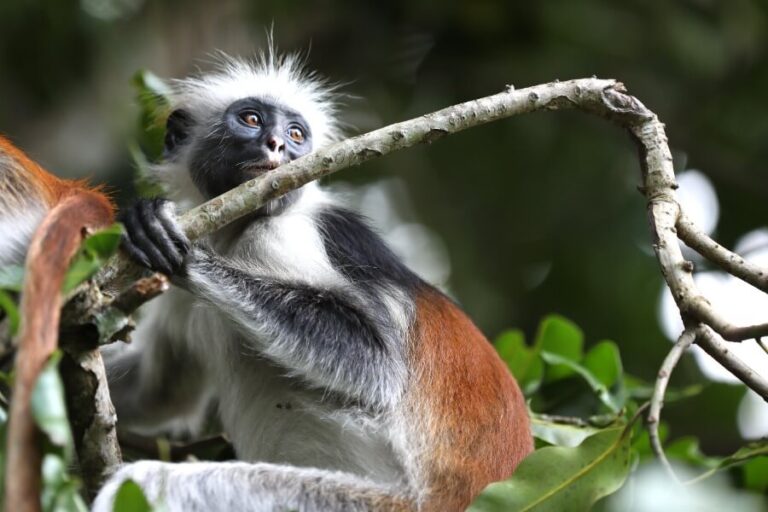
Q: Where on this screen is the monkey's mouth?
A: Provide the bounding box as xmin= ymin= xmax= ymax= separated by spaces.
xmin=241 ymin=160 xmax=282 ymax=174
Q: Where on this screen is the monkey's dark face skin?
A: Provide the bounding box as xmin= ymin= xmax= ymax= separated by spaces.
xmin=164 ymin=98 xmax=314 ymax=201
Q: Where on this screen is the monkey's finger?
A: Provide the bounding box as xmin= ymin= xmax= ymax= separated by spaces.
xmin=122 ymin=208 xmax=175 ymax=275
xmin=138 ymin=200 xmax=184 ymax=271
xmin=154 ymin=199 xmax=191 ymax=254
xmin=120 ymin=231 xmax=153 ymax=270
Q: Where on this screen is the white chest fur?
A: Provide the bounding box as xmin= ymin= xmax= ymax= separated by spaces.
xmin=160 ymin=185 xmax=404 ymax=483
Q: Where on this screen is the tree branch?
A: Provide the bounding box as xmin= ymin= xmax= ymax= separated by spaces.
xmin=60 ymin=349 xmax=122 ymax=498
xmin=46 ymin=76 xmax=768 ymax=489
xmin=177 ymin=79 xmax=629 ymax=238
xmin=96 ymin=78 xmax=628 ymax=291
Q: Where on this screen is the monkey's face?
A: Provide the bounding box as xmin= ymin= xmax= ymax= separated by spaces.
xmin=165 ymin=98 xmax=314 ymax=201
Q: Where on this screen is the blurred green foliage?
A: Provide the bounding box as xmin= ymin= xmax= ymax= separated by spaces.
xmin=112 ymin=480 xmax=153 ymax=512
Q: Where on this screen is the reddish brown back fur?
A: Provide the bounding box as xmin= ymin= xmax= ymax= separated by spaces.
xmin=408 ymin=287 xmax=532 ymax=511
xmin=1 ymin=137 xmax=114 ymax=512
xmin=0 ymin=135 xmax=65 ymax=206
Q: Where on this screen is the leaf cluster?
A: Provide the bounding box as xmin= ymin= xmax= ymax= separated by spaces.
xmin=472 ymin=314 xmax=768 ymax=511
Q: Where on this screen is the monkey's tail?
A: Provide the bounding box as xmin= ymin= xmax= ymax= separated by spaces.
xmin=4 ymin=189 xmax=113 ymax=512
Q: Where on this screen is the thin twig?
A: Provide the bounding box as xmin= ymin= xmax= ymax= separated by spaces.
xmin=677 ymin=212 xmax=768 ymax=294
xmin=647 ymin=328 xmax=698 ymax=483
xmin=695 ymin=326 xmax=768 ymax=400
xmin=111 ymin=275 xmax=169 ymax=313
xmin=683 ymin=300 xmax=768 ymax=342
xmin=757 ymin=338 xmax=768 ymax=357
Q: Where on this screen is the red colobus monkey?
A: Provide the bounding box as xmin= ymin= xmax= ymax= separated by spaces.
xmin=96 ymin=52 xmax=533 ymax=511
xmin=0 ymin=137 xmax=114 ymax=511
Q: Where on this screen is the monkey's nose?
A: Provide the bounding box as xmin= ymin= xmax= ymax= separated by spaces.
xmin=267 ymin=135 xmax=285 ymax=153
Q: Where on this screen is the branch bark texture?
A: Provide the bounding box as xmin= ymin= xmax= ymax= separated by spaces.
xmin=60 ymin=349 xmax=121 ymax=498
xmin=177 ymin=79 xmax=624 ymax=238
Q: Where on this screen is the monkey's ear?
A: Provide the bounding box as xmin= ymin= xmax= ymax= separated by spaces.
xmin=163 ymin=109 xmax=194 ymax=157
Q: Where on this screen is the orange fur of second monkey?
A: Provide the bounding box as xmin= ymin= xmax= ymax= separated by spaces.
xmin=1 ymin=135 xmax=114 ymax=512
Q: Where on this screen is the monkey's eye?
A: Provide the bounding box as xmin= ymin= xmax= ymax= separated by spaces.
xmin=287 ymin=126 xmax=305 ymax=144
xmin=238 ymin=110 xmax=262 ymax=128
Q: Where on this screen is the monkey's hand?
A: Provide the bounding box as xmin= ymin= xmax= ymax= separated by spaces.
xmin=119 ymin=198 xmax=191 ymax=276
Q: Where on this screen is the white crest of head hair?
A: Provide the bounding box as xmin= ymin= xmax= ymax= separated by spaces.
xmin=171 ymin=51 xmax=343 ymax=149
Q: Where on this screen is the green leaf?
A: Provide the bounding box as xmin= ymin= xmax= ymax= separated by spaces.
xmin=468 ymin=425 xmax=633 ymax=512
xmin=133 ymin=69 xmax=172 ymax=162
xmin=129 ymin=142 xmax=165 ymax=198
xmin=83 ymin=223 xmax=124 ymax=257
xmin=582 ymin=341 xmax=622 ymax=389
xmin=530 ymin=414 xmax=602 ymax=448
xmin=494 ymin=329 xmax=543 ymax=395
xmin=495 ymin=330 xmax=528 ymax=376
xmin=31 ymin=352 xmax=73 ymax=458
xmin=0 ymin=290 xmax=19 ymax=335
xmin=113 ymin=479 xmax=153 ymax=512
xmin=133 ymin=69 xmax=172 ymax=102
xmin=742 ymin=457 xmax=768 ymax=492
xmin=534 ymin=315 xmax=583 ymax=382
xmin=0 ymin=264 xmax=24 ymax=292
xmin=540 ymin=351 xmax=623 ymax=413
xmin=62 ymin=224 xmax=124 ymax=293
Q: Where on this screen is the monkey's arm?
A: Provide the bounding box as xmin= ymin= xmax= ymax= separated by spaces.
xmin=181 ymin=248 xmax=407 ymax=407
xmin=119 ymin=198 xmax=409 ymax=407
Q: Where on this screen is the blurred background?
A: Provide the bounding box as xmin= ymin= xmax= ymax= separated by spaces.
xmin=1 ymin=0 xmax=768 ymax=457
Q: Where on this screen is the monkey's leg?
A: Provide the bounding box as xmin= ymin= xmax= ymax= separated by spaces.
xmin=92 ymin=460 xmax=415 ymax=512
